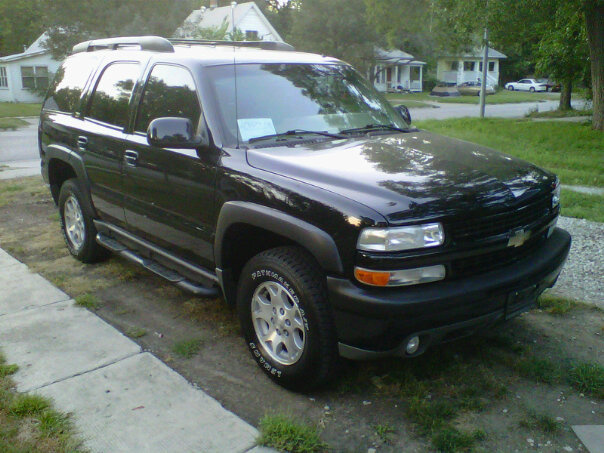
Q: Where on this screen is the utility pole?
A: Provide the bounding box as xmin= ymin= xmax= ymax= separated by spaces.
xmin=231 ymin=1 xmax=237 ymax=41
xmin=479 ymin=0 xmax=489 ymax=119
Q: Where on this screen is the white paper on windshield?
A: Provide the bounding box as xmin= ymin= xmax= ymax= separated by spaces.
xmin=237 ymin=118 xmax=276 ymax=141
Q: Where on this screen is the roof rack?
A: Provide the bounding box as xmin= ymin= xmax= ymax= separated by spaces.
xmin=169 ymin=39 xmax=295 ymax=52
xmin=72 ymin=36 xmax=174 ymax=54
xmin=71 ymin=36 xmax=296 ymax=55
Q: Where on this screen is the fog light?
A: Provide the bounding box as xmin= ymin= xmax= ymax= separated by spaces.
xmin=406 ymin=336 xmax=420 ymax=354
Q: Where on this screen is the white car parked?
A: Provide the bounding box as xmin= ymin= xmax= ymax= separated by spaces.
xmin=505 ymin=79 xmax=548 ymax=92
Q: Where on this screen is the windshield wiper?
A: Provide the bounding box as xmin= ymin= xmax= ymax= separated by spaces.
xmin=339 ymin=124 xmax=409 ymax=135
xmin=248 ymin=129 xmax=345 ymax=144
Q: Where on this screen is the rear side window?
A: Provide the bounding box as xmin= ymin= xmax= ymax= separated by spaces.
xmin=43 ymin=55 xmax=98 ymax=113
xmin=87 ymin=62 xmax=140 ymax=128
xmin=134 ymin=64 xmax=200 ymax=133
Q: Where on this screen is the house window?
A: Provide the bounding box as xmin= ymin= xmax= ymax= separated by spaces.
xmin=463 ymin=61 xmax=475 ymax=71
xmin=21 ymin=66 xmax=49 ymax=90
xmin=449 ymin=61 xmax=458 ymax=71
xmin=489 ymin=61 xmax=495 ymax=71
xmin=245 ymin=30 xmax=259 ymax=40
xmin=0 ymin=67 xmax=7 ymax=88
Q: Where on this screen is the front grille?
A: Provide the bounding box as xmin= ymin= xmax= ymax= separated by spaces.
xmin=449 ymin=195 xmax=552 ymax=243
xmin=451 ymin=235 xmax=545 ymax=279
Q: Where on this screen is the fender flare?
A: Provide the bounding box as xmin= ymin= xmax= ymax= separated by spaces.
xmin=45 ymin=145 xmax=94 ymax=212
xmin=215 ymin=201 xmax=344 ymax=275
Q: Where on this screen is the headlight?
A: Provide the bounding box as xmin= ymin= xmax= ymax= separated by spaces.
xmin=552 ymin=178 xmax=560 ymax=208
xmin=357 ymin=223 xmax=444 ymax=252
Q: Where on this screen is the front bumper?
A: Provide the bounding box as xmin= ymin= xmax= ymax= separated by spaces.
xmin=328 ymin=227 xmax=571 ymax=359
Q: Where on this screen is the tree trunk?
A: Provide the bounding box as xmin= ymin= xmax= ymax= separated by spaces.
xmin=559 ymin=78 xmax=573 ymax=110
xmin=583 ymin=1 xmax=604 ymax=130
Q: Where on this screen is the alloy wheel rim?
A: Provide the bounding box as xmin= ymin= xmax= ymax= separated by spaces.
xmin=251 ymin=281 xmax=306 ymax=366
xmin=64 ymin=195 xmax=85 ymax=250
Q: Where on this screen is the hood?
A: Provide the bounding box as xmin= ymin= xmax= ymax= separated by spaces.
xmin=246 ymin=131 xmax=555 ymax=224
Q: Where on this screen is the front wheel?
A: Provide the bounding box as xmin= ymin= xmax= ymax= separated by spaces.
xmin=237 ymin=246 xmax=339 ymax=391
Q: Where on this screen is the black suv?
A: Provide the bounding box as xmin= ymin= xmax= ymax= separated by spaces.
xmin=39 ymin=36 xmax=570 ymax=390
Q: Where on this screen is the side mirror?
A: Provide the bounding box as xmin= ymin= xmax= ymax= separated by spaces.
xmin=395 ymin=105 xmax=412 ymax=126
xmin=147 ymin=117 xmax=207 ymax=149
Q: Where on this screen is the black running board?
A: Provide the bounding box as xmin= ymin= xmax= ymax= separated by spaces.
xmin=94 ymin=227 xmax=220 ymax=298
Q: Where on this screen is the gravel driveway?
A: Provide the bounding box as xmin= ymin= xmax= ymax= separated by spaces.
xmin=550 ymin=216 xmax=604 ymax=308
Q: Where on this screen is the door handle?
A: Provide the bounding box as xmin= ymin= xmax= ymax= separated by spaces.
xmin=77 ymin=136 xmax=88 ymax=151
xmin=124 ymin=150 xmax=139 ymax=167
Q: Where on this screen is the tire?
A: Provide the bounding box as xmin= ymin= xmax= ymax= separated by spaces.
xmin=507 ymin=85 xmax=514 ymax=91
xmin=237 ymin=246 xmax=339 ymax=391
xmin=58 ymin=178 xmax=108 ymax=263
xmin=529 ymin=87 xmax=535 ymax=92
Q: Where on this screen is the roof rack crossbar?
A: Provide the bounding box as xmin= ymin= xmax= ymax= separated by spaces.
xmin=169 ymin=39 xmax=295 ymax=52
xmin=72 ymin=36 xmax=174 ymax=54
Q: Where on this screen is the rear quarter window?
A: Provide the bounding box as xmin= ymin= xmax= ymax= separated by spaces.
xmin=43 ymin=54 xmax=99 ymax=113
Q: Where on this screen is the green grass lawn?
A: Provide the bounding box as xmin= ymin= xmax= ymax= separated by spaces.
xmin=386 ymin=90 xmax=561 ymax=105
xmin=415 ymin=118 xmax=604 ymax=188
xmin=0 ymin=118 xmax=28 ymax=130
xmin=0 ymin=102 xmax=42 ymax=118
xmin=561 ymin=190 xmax=604 ymax=223
xmin=526 ymin=108 xmax=593 ymax=118
xmin=1 ymin=353 xmax=83 ymax=451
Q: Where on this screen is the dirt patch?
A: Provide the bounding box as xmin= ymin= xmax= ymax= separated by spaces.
xmin=1 ymin=177 xmax=602 ymax=452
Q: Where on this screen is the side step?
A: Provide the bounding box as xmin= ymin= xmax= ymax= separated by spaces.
xmin=96 ymin=233 xmax=220 ymax=298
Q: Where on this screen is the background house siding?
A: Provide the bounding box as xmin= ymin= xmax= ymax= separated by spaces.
xmin=0 ymin=54 xmax=60 ymax=103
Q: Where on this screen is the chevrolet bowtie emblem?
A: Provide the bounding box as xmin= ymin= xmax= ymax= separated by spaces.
xmin=508 ymin=229 xmax=531 ymax=248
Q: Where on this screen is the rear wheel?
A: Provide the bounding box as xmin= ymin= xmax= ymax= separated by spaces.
xmin=237 ymin=246 xmax=339 ymax=391
xmin=58 ymin=179 xmax=108 ymax=263
xmin=529 ymin=87 xmax=536 ymax=92
xmin=507 ymin=85 xmax=514 ymax=91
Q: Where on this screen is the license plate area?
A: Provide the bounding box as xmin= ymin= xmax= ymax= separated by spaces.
xmin=506 ymin=284 xmax=538 ymax=319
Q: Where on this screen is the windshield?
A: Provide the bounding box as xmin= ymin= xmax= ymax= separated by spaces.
xmin=206 ymin=63 xmax=409 ymax=146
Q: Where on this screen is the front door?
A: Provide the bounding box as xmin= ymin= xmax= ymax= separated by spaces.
xmin=122 ymin=63 xmax=216 ymax=268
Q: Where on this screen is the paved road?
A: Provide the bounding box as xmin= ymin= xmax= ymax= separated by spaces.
xmin=409 ymin=99 xmax=588 ymax=121
xmin=0 ymin=118 xmax=38 ymax=162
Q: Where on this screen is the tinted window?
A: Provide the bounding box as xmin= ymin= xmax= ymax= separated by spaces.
xmin=87 ymin=62 xmax=140 ymax=127
xmin=43 ymin=55 xmax=98 ymax=113
xmin=135 ymin=64 xmax=200 ymax=133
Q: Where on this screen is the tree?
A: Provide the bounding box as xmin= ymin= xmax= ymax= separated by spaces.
xmin=288 ymin=0 xmax=381 ymax=74
xmin=535 ymin=1 xmax=589 ymax=110
xmin=41 ymin=0 xmax=196 ymax=58
xmin=0 ymin=0 xmax=44 ymax=56
xmin=582 ymin=0 xmax=603 ymax=130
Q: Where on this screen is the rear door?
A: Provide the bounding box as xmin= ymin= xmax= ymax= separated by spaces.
xmin=79 ymin=61 xmax=142 ymax=226
xmin=122 ymin=63 xmax=217 ymax=267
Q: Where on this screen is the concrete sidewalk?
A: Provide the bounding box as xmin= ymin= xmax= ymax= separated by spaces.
xmin=0 ymin=247 xmax=272 ymax=452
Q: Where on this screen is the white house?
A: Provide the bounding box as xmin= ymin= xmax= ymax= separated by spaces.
xmin=436 ymin=48 xmax=506 ymax=87
xmin=175 ymin=1 xmax=284 ymax=42
xmin=0 ymin=33 xmax=61 ymax=103
xmin=372 ymin=48 xmax=426 ymax=93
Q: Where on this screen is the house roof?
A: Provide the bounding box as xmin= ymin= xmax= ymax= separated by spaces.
xmin=375 ymin=48 xmax=426 ymax=65
xmin=177 ymin=2 xmax=283 ymax=42
xmin=439 ymin=47 xmax=507 ymax=59
xmin=0 ymin=32 xmax=50 ymax=63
